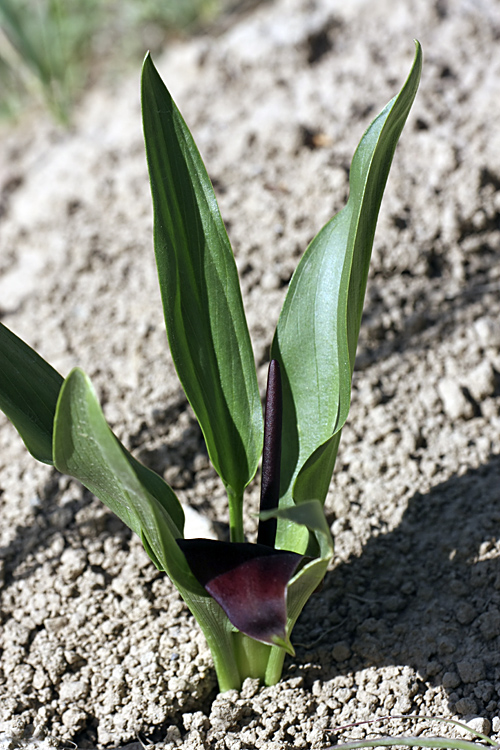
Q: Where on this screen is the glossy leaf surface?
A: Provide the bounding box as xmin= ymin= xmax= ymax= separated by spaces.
xmin=141 ymin=53 xmax=263 ymax=499
xmin=0 ymin=322 xmax=63 ymax=464
xmin=52 ymin=368 xmax=198 ymax=589
xmin=272 ymin=42 xmax=422 ymax=552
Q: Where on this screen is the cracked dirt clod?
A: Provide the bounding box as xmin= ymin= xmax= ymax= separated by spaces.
xmin=2 ymin=0 xmax=500 ymax=747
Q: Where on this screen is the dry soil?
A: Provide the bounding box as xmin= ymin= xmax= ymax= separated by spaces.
xmin=1 ymin=0 xmax=500 ymax=748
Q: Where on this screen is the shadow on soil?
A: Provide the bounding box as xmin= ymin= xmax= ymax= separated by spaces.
xmin=2 ymin=447 xmax=500 ymax=720
xmin=292 ymin=453 xmax=500 ymax=714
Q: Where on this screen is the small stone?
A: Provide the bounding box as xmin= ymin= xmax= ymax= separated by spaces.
xmin=164 ymin=726 xmax=182 ymax=745
xmin=455 ymin=602 xmax=477 ymax=625
xmin=59 ymin=679 xmax=89 ymax=702
xmin=425 ymin=661 xmax=442 ymax=677
xmin=457 ymin=658 xmax=485 ymax=683
xmin=59 ymin=548 xmax=87 ymax=581
xmin=183 ymin=712 xmax=209 ymax=732
xmin=466 ymin=717 xmax=491 ymax=735
xmin=209 ymin=693 xmax=244 ymax=730
xmin=478 ymin=609 xmax=500 ymax=641
xmin=474 ymin=317 xmax=500 ymax=348
xmin=168 ymin=677 xmax=187 ymax=693
xmin=32 ymin=669 xmax=50 ymax=690
xmin=466 ymin=361 xmax=496 ymax=402
xmin=454 ymin=697 xmax=478 ymax=715
xmin=261 ymin=270 xmax=281 ymax=290
xmin=437 ymin=378 xmax=474 ymax=421
xmin=44 ymin=616 xmax=69 ymax=634
xmin=332 ymin=642 xmax=351 ymax=662
xmin=240 ymin=677 xmax=261 ymax=699
xmin=442 ymin=671 xmax=461 ymax=689
xmin=61 ymin=707 xmax=87 ymax=731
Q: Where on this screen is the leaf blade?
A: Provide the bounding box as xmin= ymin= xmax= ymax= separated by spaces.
xmin=0 ymin=322 xmax=63 ymax=464
xmin=141 ymin=53 xmax=263 ymax=497
xmin=272 ymin=43 xmax=422 ymax=550
xmin=337 ymin=42 xmax=422 ymax=429
xmin=53 ymin=367 xmax=201 ymax=592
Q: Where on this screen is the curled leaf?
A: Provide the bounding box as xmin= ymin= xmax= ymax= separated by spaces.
xmin=177 ymin=538 xmax=302 ymax=652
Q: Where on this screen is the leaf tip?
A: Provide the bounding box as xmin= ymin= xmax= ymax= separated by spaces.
xmin=272 ymin=633 xmax=295 ymax=656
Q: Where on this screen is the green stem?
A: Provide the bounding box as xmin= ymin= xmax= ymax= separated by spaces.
xmin=232 ymin=634 xmax=288 ymax=686
xmin=183 ymin=591 xmax=242 ymax=691
xmin=233 ymin=632 xmax=271 ymax=682
xmin=227 ymin=485 xmax=245 ymax=543
xmin=209 ymin=635 xmax=242 ymax=692
xmin=264 ymin=643 xmax=287 ymax=686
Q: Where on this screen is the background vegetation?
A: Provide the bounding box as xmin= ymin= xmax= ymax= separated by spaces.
xmin=0 ymin=0 xmax=226 ymax=122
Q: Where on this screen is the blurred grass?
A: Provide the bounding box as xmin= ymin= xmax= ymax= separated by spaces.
xmin=0 ymin=0 xmax=221 ymax=123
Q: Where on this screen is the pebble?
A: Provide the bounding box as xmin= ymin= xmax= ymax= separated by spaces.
xmin=474 ymin=317 xmax=500 ymax=347
xmin=442 ymin=671 xmax=461 ymax=689
xmin=466 ymin=717 xmax=491 ymax=735
xmin=466 ymin=360 xmax=496 ymax=402
xmin=332 ymin=642 xmax=351 ymax=662
xmin=456 ymin=658 xmax=486 ymax=683
xmin=182 ymin=503 xmax=218 ymax=540
xmin=437 ymin=378 xmax=474 ymax=420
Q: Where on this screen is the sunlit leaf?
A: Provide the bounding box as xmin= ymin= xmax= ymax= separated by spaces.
xmin=52 ymin=367 xmax=198 ymax=588
xmin=141 ymin=53 xmax=263 ymax=503
xmin=272 ymin=42 xmax=422 ymax=553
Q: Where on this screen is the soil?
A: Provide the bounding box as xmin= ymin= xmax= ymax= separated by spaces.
xmin=2 ymin=0 xmax=500 ymax=747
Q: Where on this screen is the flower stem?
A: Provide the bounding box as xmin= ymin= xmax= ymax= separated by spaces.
xmin=227 ymin=485 xmax=245 ymax=543
xmin=264 ymin=643 xmax=287 ymax=686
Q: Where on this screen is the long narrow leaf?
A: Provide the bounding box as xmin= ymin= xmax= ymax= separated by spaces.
xmin=53 ymin=368 xmax=196 ymax=588
xmin=0 ymin=324 xmax=185 ymax=536
xmin=0 ymin=0 xmax=50 ymax=85
xmin=141 ymin=53 xmax=263 ymax=498
xmin=327 ymin=739 xmax=494 ymax=750
xmin=336 ymin=42 xmax=422 ymax=429
xmin=272 ymin=42 xmax=422 ymax=552
xmin=0 ymin=322 xmax=63 ymax=464
xmin=52 ymin=367 xmax=244 ymax=689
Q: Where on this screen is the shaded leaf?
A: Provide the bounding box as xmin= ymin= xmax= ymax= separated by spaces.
xmin=141 ymin=53 xmax=263 ymax=500
xmin=0 ymin=322 xmax=63 ymax=464
xmin=178 ymin=538 xmax=302 ymax=651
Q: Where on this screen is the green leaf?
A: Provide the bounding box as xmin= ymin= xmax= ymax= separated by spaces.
xmin=141 ymin=53 xmax=263 ymax=501
xmin=0 ymin=322 xmax=63 ymax=464
xmin=260 ymin=500 xmax=334 ymax=669
xmin=0 ymin=334 xmax=244 ymax=689
xmin=52 ymin=367 xmax=199 ymax=590
xmin=328 ymin=738 xmax=493 ymax=750
xmin=272 ymin=42 xmax=422 ymax=551
xmin=53 ymin=370 xmax=244 ymax=691
xmin=0 ymin=0 xmax=51 ymax=86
